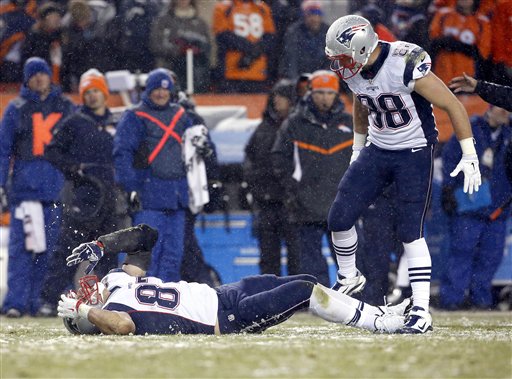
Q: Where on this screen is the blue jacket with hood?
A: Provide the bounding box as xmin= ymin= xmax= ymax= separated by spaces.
xmin=0 ymin=84 xmax=74 ymax=205
xmin=114 ymin=88 xmax=193 ymax=211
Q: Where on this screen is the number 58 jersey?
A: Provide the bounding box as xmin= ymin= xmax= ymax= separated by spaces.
xmin=102 ymin=270 xmax=219 ymax=335
xmin=344 ymin=41 xmax=439 ymax=150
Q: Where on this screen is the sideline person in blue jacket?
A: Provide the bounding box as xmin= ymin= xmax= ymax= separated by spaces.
xmin=440 ymin=105 xmax=512 ymax=310
xmin=0 ymin=57 xmax=74 ymax=317
xmin=114 ymin=68 xmax=192 ymax=282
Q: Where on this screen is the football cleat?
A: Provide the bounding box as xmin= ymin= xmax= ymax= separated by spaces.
xmin=374 ymin=313 xmax=405 ymax=334
xmin=377 ymin=297 xmax=412 ymax=317
xmin=398 ymin=306 xmax=433 ymax=334
xmin=331 ymin=270 xmax=366 ymax=295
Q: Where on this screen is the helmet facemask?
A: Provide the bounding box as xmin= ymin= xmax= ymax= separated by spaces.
xmin=77 ymin=275 xmax=106 ymax=307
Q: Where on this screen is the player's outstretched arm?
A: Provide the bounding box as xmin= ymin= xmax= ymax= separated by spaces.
xmin=58 ymin=294 xmax=136 ymax=335
xmin=87 ymin=308 xmax=136 ymax=335
xmin=415 ymin=72 xmax=481 ymax=194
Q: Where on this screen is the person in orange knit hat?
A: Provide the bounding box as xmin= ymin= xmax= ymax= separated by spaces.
xmin=78 ymin=69 xmax=109 ymax=102
xmin=37 ymin=68 xmax=122 ymax=317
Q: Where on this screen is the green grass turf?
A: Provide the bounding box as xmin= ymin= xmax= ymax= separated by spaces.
xmin=1 ymin=311 xmax=511 ymax=379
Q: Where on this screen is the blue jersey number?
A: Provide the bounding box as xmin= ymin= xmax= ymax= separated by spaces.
xmin=358 ymin=94 xmax=412 ymax=130
xmin=135 ymin=282 xmax=180 ymax=310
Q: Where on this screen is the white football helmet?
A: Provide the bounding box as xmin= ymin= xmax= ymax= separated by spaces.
xmin=62 ymin=275 xmax=106 ymax=335
xmin=325 ymin=15 xmax=379 ymax=79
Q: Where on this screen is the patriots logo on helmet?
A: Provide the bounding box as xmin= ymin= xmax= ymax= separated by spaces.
xmin=336 ymin=24 xmax=367 ymax=48
xmin=417 ymin=62 xmax=431 ymax=76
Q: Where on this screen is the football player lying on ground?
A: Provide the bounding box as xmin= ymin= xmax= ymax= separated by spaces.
xmin=58 ymin=224 xmax=411 ymax=335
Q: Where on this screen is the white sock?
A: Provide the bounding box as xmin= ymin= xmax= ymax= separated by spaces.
xmin=319 ymin=285 xmax=383 ymax=316
xmin=308 ymin=285 xmax=379 ymax=331
xmin=403 ymin=238 xmax=431 ymax=311
xmin=331 ymin=226 xmax=358 ymax=278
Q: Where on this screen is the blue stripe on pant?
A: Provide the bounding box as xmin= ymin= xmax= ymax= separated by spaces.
xmin=2 ymin=203 xmax=61 ymax=315
xmin=134 ymin=209 xmax=185 ymax=282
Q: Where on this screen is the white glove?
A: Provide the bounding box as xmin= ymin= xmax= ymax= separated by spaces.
xmin=57 ymin=294 xmax=79 ymax=319
xmin=349 ymin=148 xmax=362 ymax=165
xmin=450 ymin=153 xmax=481 ymax=194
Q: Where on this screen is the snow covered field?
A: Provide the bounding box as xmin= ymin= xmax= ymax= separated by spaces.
xmin=1 ymin=312 xmax=511 ymax=378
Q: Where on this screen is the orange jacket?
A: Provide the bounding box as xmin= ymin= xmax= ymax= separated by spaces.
xmin=432 ymin=0 xmax=496 ymax=16
xmin=213 ymin=0 xmax=275 ymax=81
xmin=430 ymin=7 xmax=491 ymax=84
xmin=491 ymin=0 xmax=512 ymax=66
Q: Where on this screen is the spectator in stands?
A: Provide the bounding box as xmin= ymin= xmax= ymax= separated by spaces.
xmin=390 ymin=0 xmax=430 ymax=51
xmin=0 ymin=0 xmax=36 ymax=82
xmin=21 ymin=2 xmax=63 ymax=84
xmin=150 ymin=0 xmax=210 ymax=93
xmin=212 ymin=0 xmax=275 ymax=93
xmin=59 ymin=0 xmax=113 ymax=92
xmin=244 ymin=79 xmax=301 ymax=277
xmin=110 ymin=0 xmax=158 ymax=73
xmin=267 ymin=0 xmax=301 ymax=81
xmin=489 ymin=0 xmax=512 ymax=86
xmin=358 ymin=4 xmax=396 ymax=42
xmin=278 ymin=0 xmax=329 ymax=81
xmin=429 ymin=0 xmax=496 ymax=17
xmin=0 ymin=57 xmax=74 ymax=318
xmin=113 ymin=68 xmax=193 ymax=282
xmin=271 ymin=70 xmax=353 ymax=286
xmin=440 ymin=104 xmax=512 ymax=310
xmin=429 ymin=0 xmax=491 ymax=84
xmin=37 ymin=69 xmax=125 ymax=316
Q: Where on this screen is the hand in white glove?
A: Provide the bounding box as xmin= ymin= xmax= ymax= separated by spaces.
xmin=350 ymin=147 xmax=362 ymax=165
xmin=57 ymin=294 xmax=79 ymax=319
xmin=450 ymin=153 xmax=481 ymax=194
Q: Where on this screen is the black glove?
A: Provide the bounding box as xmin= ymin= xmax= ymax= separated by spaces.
xmin=129 ymin=191 xmax=141 ymax=214
xmin=0 ymin=186 xmax=7 ymax=213
xmin=441 ymin=186 xmax=457 ymax=216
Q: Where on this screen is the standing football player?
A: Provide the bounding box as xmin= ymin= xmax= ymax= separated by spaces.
xmin=324 ymin=15 xmax=481 ymax=333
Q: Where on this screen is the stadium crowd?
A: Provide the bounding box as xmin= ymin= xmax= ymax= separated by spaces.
xmin=0 ymin=0 xmax=511 ymax=320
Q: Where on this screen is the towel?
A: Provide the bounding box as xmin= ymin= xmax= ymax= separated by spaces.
xmin=14 ymin=201 xmax=46 ymax=253
xmin=183 ymin=125 xmax=210 ymax=214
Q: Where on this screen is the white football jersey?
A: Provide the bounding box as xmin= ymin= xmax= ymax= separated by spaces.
xmin=344 ymin=41 xmax=438 ymax=150
xmin=101 ymin=270 xmax=218 ymax=334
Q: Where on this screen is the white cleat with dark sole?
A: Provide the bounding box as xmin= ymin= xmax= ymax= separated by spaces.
xmin=374 ymin=313 xmax=405 ymax=334
xmin=378 ymin=297 xmax=412 ymax=317
xmin=398 ymin=306 xmax=433 ymax=334
xmin=331 ymin=270 xmax=366 ymax=296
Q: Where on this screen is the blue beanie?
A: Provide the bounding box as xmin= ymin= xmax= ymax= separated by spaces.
xmin=23 ymin=57 xmax=51 ymax=83
xmin=144 ymin=68 xmax=174 ymax=95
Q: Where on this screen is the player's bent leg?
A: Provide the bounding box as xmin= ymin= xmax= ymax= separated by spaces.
xmin=237 ymin=280 xmax=314 ymax=333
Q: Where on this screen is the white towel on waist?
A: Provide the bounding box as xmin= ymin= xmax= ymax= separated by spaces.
xmin=183 ymin=124 xmax=210 ymax=214
xmin=14 ymin=201 xmax=46 ymax=253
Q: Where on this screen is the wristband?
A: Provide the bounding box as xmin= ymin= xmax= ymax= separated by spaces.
xmin=76 ymin=300 xmax=92 ymax=319
xmin=353 ymin=132 xmax=367 ymax=151
xmin=459 ymin=137 xmax=477 ymax=155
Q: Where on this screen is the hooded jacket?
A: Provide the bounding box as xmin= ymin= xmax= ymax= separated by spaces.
xmin=114 ymin=92 xmax=192 ymax=211
xmin=271 ymin=94 xmax=353 ymax=223
xmin=0 ymin=84 xmax=74 ymax=205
